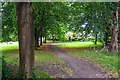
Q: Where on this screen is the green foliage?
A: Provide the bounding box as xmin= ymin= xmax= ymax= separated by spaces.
xmin=2 ymin=2 xmax=118 ymax=46
xmin=2 ymin=2 xmax=18 ymax=42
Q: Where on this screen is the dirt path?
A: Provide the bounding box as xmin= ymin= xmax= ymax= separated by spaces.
xmin=48 ymin=42 xmax=109 ymax=78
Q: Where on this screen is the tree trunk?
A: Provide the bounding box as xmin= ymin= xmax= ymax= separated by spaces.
xmin=35 ymin=26 xmax=37 ymax=50
xmin=69 ymin=37 xmax=71 ymax=41
xmin=15 ymin=2 xmax=34 ymax=78
xmin=109 ymin=6 xmax=118 ymax=52
xmin=53 ymin=36 xmax=54 ymax=42
xmin=104 ymin=32 xmax=108 ymax=46
xmin=95 ymin=34 xmax=97 ymax=45
xmin=40 ymin=28 xmax=42 ymax=45
xmin=37 ymin=34 xmax=40 ymax=47
xmin=40 ymin=34 xmax=42 ymax=45
xmin=45 ymin=34 xmax=46 ymax=43
xmin=44 ymin=32 xmax=46 ymax=43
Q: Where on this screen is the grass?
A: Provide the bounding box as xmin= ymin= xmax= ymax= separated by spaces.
xmin=1 ymin=46 xmax=19 ymax=51
xmin=68 ymin=50 xmax=118 ymax=77
xmin=118 ymin=44 xmax=120 ymax=46
xmin=1 ymin=43 xmax=52 ymax=78
xmin=0 ymin=42 xmax=19 ymax=52
xmin=54 ymin=41 xmax=103 ymax=48
xmin=2 ymin=52 xmax=52 ymax=78
xmin=35 ymin=50 xmax=64 ymax=66
xmin=1 ymin=42 xmax=68 ymax=78
xmin=47 ymin=40 xmax=63 ymax=43
xmin=2 ymin=41 xmax=119 ymax=78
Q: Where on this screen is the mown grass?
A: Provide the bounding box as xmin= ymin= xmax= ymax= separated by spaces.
xmin=0 ymin=42 xmax=19 ymax=52
xmin=68 ymin=50 xmax=118 ymax=77
xmin=55 ymin=41 xmax=103 ymax=48
xmin=1 ymin=45 xmax=19 ymax=52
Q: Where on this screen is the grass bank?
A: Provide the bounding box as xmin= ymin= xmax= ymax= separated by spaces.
xmin=68 ymin=50 xmax=118 ymax=78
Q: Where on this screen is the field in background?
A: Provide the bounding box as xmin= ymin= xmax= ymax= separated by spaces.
xmin=48 ymin=41 xmax=103 ymax=48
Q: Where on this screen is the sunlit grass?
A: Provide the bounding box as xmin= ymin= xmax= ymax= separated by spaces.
xmin=55 ymin=42 xmax=103 ymax=48
xmin=0 ymin=42 xmax=19 ymax=52
xmin=47 ymin=40 xmax=63 ymax=43
xmin=1 ymin=46 xmax=19 ymax=52
xmin=68 ymin=50 xmax=118 ymax=77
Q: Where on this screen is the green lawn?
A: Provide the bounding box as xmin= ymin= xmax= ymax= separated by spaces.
xmin=1 ymin=46 xmax=19 ymax=52
xmin=55 ymin=41 xmax=103 ymax=48
xmin=0 ymin=42 xmax=19 ymax=52
xmin=68 ymin=50 xmax=118 ymax=77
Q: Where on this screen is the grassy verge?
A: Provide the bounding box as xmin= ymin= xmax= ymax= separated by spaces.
xmin=55 ymin=41 xmax=103 ymax=48
xmin=1 ymin=44 xmax=52 ymax=78
xmin=2 ymin=54 xmax=51 ymax=78
xmin=68 ymin=50 xmax=118 ymax=77
xmin=1 ymin=43 xmax=72 ymax=78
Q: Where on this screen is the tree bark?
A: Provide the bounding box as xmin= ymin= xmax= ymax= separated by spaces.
xmin=53 ymin=36 xmax=54 ymax=42
xmin=40 ymin=28 xmax=42 ymax=45
xmin=95 ymin=34 xmax=97 ymax=45
xmin=37 ymin=33 xmax=40 ymax=47
xmin=35 ymin=26 xmax=37 ymax=50
xmin=45 ymin=34 xmax=46 ymax=43
xmin=109 ymin=6 xmax=118 ymax=52
xmin=69 ymin=37 xmax=71 ymax=42
xmin=44 ymin=32 xmax=46 ymax=43
xmin=15 ymin=2 xmax=34 ymax=78
xmin=104 ymin=31 xmax=108 ymax=46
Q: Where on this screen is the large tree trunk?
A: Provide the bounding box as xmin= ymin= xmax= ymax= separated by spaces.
xmin=109 ymin=6 xmax=118 ymax=52
xmin=15 ymin=2 xmax=34 ymax=78
xmin=95 ymin=34 xmax=97 ymax=45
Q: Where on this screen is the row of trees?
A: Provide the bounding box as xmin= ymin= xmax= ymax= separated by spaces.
xmin=1 ymin=2 xmax=119 ymax=78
